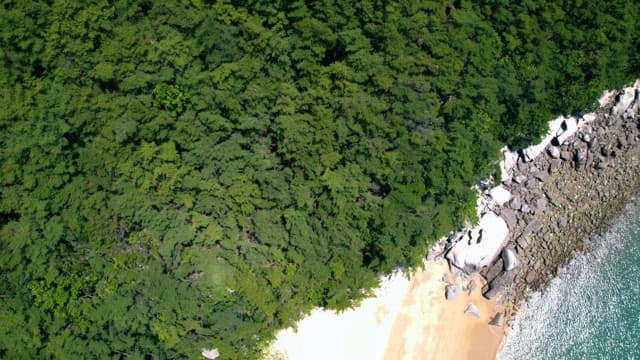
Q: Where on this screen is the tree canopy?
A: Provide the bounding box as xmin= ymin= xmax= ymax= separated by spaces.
xmin=1 ymin=1 xmax=638 ymax=358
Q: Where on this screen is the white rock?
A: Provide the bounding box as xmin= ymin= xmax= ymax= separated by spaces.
xmin=612 ymin=86 xmax=637 ymax=115
xmin=489 ymin=185 xmax=512 ymax=206
xmin=447 ymin=212 xmax=509 ymax=270
xmin=548 ymin=146 xmax=560 ymax=159
xmin=555 ymin=117 xmax=578 ymax=145
xmin=202 ymin=349 xmax=219 ymax=359
xmin=499 ymin=146 xmax=518 ymax=182
xmin=582 ymin=113 xmax=597 ymax=123
xmin=599 ymin=89 xmax=617 ymax=107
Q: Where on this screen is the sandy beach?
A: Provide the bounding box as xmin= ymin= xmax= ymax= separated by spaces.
xmin=383 ymin=262 xmax=505 ymax=360
xmin=267 ymin=260 xmax=505 ymax=360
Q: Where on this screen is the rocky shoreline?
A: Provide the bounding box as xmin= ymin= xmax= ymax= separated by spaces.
xmin=437 ymin=80 xmax=640 ymax=325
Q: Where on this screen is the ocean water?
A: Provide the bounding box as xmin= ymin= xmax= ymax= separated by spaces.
xmin=498 ymin=203 xmax=640 ymax=360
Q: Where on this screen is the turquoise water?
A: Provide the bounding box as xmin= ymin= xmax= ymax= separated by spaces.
xmin=498 ymin=203 xmax=640 ymax=360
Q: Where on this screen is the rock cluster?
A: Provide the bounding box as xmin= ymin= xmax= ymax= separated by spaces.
xmin=434 ymin=80 xmax=640 ymax=318
xmin=480 ymin=81 xmax=640 ymax=306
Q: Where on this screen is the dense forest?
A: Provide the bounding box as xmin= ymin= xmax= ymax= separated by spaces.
xmin=1 ymin=0 xmax=638 ymax=358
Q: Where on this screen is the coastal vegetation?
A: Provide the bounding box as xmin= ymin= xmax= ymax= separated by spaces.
xmin=1 ymin=1 xmax=638 ymax=358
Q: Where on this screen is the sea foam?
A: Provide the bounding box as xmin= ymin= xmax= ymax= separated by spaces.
xmin=498 ymin=203 xmax=640 ymax=359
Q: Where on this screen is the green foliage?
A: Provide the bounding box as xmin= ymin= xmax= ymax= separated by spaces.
xmin=153 ymin=84 xmax=189 ymax=115
xmin=0 ymin=0 xmax=638 ymax=358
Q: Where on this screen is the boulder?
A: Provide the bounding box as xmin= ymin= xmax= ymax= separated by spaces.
xmin=502 ymin=248 xmax=519 ymax=271
xmin=574 ymin=148 xmax=588 ymax=170
xmin=556 ymin=117 xmax=578 ymax=145
xmin=560 ymin=150 xmax=572 ymax=161
xmin=513 ymin=174 xmax=527 ymax=184
xmin=549 ymin=159 xmax=562 ymax=174
xmin=447 ymin=212 xmax=509 ymax=271
xmin=489 ymin=185 xmax=512 ymax=206
xmin=535 ymin=197 xmax=547 ymax=212
xmin=464 ymin=303 xmax=481 ymax=318
xmin=522 ymin=218 xmax=542 ymax=237
xmin=516 ymin=235 xmax=529 ymax=249
xmin=483 ymin=271 xmax=515 ymax=299
xmin=612 ymin=86 xmax=637 ymax=115
xmin=202 ymin=349 xmax=220 ymax=360
xmin=535 ymin=170 xmax=549 ymax=182
xmin=483 ymin=286 xmax=501 ymax=300
xmin=508 ymin=196 xmax=522 ymax=211
xmin=500 ymin=208 xmax=517 ymax=231
xmin=548 ymin=146 xmax=560 ymax=158
xmin=489 ymin=312 xmax=505 ymax=327
xmin=445 ymin=285 xmax=462 ymax=300
xmin=484 ymin=259 xmax=503 ymax=284
xmin=517 ymin=160 xmax=530 ymax=173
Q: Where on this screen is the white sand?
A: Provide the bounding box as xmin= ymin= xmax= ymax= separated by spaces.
xmin=266 ymin=261 xmax=505 ymax=360
xmin=266 ymin=270 xmax=411 ymax=360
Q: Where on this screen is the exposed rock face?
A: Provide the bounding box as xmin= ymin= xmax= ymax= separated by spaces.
xmin=440 ymin=80 xmax=640 ymax=321
xmin=479 ymin=80 xmax=640 ymax=312
xmin=447 ymin=212 xmax=509 ymax=270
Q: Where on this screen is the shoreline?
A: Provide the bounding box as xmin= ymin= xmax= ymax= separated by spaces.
xmin=481 ymin=80 xmax=640 ymax=326
xmin=264 ymin=80 xmax=640 ymax=360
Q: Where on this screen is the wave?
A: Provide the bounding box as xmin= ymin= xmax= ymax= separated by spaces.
xmin=498 ymin=203 xmax=640 ymax=360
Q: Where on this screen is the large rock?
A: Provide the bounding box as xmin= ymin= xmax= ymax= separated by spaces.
xmin=535 ymin=197 xmax=547 ymax=212
xmin=447 ymin=212 xmax=509 ymax=271
xmin=555 ymin=117 xmax=579 ymax=145
xmin=500 ymin=208 xmax=517 ymax=231
xmin=508 ymin=196 xmax=521 ymax=211
xmin=483 ymin=271 xmax=515 ymax=299
xmin=502 ymin=248 xmax=519 ymax=271
xmin=612 ymin=86 xmax=638 ymax=115
xmin=489 ymin=312 xmax=505 ymax=327
xmin=464 ymin=303 xmax=481 ymax=318
xmin=489 ymin=185 xmax=512 ymax=206
xmin=202 ymin=349 xmax=220 ymax=360
xmin=548 ymin=146 xmax=560 ymax=159
xmin=535 ymin=170 xmax=549 ymax=182
xmin=445 ymin=285 xmax=462 ymax=300
xmin=522 ymin=218 xmax=542 ymax=237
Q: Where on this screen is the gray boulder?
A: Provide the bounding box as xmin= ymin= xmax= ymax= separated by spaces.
xmin=513 ymin=174 xmax=527 ymax=184
xmin=464 ymin=303 xmax=481 ymax=318
xmin=535 ymin=197 xmax=547 ymax=212
xmin=509 ymin=196 xmax=521 ymax=211
xmin=501 ymin=208 xmax=517 ymax=231
xmin=445 ymin=285 xmax=462 ymax=300
xmin=548 ymin=146 xmax=560 ymax=158
xmin=489 ymin=312 xmax=505 ymax=327
xmin=522 ymin=218 xmax=542 ymax=237
xmin=535 ymin=170 xmax=549 ymax=182
xmin=502 ymin=248 xmax=519 ymax=272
